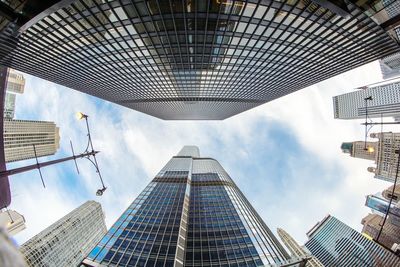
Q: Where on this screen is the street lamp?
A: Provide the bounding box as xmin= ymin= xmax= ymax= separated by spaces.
xmin=0 ymin=112 xmax=107 ymax=196
xmin=76 ymin=112 xmax=107 ymax=196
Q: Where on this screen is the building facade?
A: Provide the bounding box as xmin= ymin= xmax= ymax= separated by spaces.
xmin=305 ymin=215 xmax=400 ymax=266
xmin=365 ymin=194 xmax=400 ymax=227
xmin=361 ymin=213 xmax=400 ymax=250
xmin=333 ymin=81 xmax=400 ymax=120
xmin=0 ymin=1 xmax=399 ymax=119
xmin=341 ymin=132 xmax=400 ymax=183
xmin=20 ymin=201 xmax=107 ymax=267
xmin=380 ymin=52 xmax=400 ymax=80
xmin=383 ymin=184 xmax=400 ymax=202
xmin=341 ymin=141 xmax=377 ymax=161
xmin=3 ymin=119 xmax=60 ymax=162
xmin=6 ymin=68 xmax=25 ymax=94
xmin=277 ymin=228 xmax=324 ymax=267
xmin=4 ymin=68 xmax=25 ymax=119
xmin=82 ymin=146 xmax=305 ymax=267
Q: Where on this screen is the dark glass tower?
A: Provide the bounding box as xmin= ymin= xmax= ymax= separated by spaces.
xmin=82 ymin=146 xmax=304 ymax=266
xmin=1 ymin=1 xmax=399 ymax=119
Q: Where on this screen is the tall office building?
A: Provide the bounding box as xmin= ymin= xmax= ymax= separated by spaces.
xmin=277 ymin=228 xmax=324 ymax=267
xmin=3 ymin=119 xmax=60 ymax=162
xmin=354 ymin=0 xmax=400 ymax=41
xmin=305 ymin=215 xmax=400 ymax=266
xmin=82 ymin=146 xmax=305 ymax=267
xmin=333 ymin=80 xmax=400 ymax=120
xmin=4 ymin=68 xmax=25 ymax=119
xmin=365 ymin=194 xmax=400 ymax=227
xmin=340 ymin=141 xmax=377 ymax=161
xmin=361 ymin=213 xmax=400 ymax=250
xmin=20 ymin=201 xmax=107 ymax=267
xmin=342 ymin=132 xmax=400 ymax=183
xmin=0 ymin=1 xmax=399 ymax=120
xmin=380 ymin=52 xmax=400 ymax=79
xmin=6 ymin=68 xmax=25 ymax=94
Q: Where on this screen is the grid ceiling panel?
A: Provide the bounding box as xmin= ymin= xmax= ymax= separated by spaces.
xmin=0 ymin=0 xmax=399 ymax=119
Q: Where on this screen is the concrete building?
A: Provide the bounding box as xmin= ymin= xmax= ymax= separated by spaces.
xmin=361 ymin=213 xmax=400 ymax=250
xmin=380 ymin=52 xmax=400 ymax=79
xmin=0 ymin=1 xmax=399 ymax=119
xmin=341 ymin=141 xmax=377 ymax=161
xmin=277 ymin=228 xmax=324 ymax=267
xmin=342 ymin=132 xmax=400 ymax=183
xmin=4 ymin=69 xmax=25 ymax=119
xmin=0 ymin=209 xmax=25 ymax=236
xmin=383 ymin=184 xmax=400 ymax=202
xmin=20 ymin=201 xmax=107 ymax=267
xmin=6 ymin=69 xmax=25 ymax=94
xmin=305 ymin=215 xmax=400 ymax=266
xmin=3 ymin=119 xmax=60 ymax=163
xmin=333 ymin=81 xmax=400 ymax=120
xmin=83 ymin=146 xmax=305 ymax=266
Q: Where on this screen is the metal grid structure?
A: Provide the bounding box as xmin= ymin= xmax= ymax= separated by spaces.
xmin=82 ymin=146 xmax=304 ymax=267
xmin=0 ymin=0 xmax=399 ymax=119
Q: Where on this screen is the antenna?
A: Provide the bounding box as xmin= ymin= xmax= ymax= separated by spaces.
xmin=70 ymin=140 xmax=80 ymax=175
xmin=33 ymin=144 xmax=45 ymax=188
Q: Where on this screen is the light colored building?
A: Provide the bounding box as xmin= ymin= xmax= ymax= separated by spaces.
xmin=333 ymin=81 xmax=400 ymax=120
xmin=342 ymin=132 xmax=400 ymax=183
xmin=380 ymin=52 xmax=400 ymax=80
xmin=383 ymin=184 xmax=400 ymax=202
xmin=341 ymin=141 xmax=377 ymax=161
xmin=305 ymin=215 xmax=400 ymax=266
xmin=4 ymin=92 xmax=16 ymax=119
xmin=277 ymin=228 xmax=324 ymax=267
xmin=361 ymin=213 xmax=400 ymax=250
xmin=20 ymin=201 xmax=107 ymax=267
xmin=0 ymin=209 xmax=25 ymax=236
xmin=4 ymin=69 xmax=25 ymax=119
xmin=3 ymin=119 xmax=60 ymax=163
xmin=6 ymin=69 xmax=25 ymax=94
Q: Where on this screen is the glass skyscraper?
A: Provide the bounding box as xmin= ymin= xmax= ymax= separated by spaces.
xmin=82 ymin=146 xmax=304 ymax=267
xmin=0 ymin=1 xmax=399 ymax=119
xmin=305 ymin=215 xmax=400 ymax=266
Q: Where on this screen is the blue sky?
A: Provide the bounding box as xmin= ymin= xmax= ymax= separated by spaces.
xmin=7 ymin=60 xmax=394 ymax=248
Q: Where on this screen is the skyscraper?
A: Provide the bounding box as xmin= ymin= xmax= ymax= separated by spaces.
xmin=333 ymin=80 xmax=400 ymax=120
xmin=4 ymin=68 xmax=25 ymax=119
xmin=341 ymin=132 xmax=400 ymax=183
xmin=20 ymin=201 xmax=107 ymax=267
xmin=82 ymin=146 xmax=304 ymax=266
xmin=380 ymin=52 xmax=400 ymax=80
xmin=277 ymin=228 xmax=324 ymax=267
xmin=340 ymin=141 xmax=377 ymax=161
xmin=1 ymin=1 xmax=399 ymax=119
xmin=3 ymin=119 xmax=60 ymax=162
xmin=361 ymin=213 xmax=400 ymax=250
xmin=305 ymin=215 xmax=400 ymax=266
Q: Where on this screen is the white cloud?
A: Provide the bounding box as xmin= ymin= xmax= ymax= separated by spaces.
xmin=7 ymin=60 xmax=395 ymax=254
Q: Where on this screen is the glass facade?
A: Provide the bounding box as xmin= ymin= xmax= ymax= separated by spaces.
xmin=82 ymin=146 xmax=303 ymax=267
xmin=305 ymin=215 xmax=400 ymax=266
xmin=0 ymin=1 xmax=399 ymax=119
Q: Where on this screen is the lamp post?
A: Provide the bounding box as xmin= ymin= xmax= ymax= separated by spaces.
xmin=0 ymin=112 xmax=107 ymax=196
xmin=76 ymin=112 xmax=107 ymax=196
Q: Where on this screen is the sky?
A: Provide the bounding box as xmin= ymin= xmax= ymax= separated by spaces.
xmin=6 ymin=60 xmax=395 ymax=249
